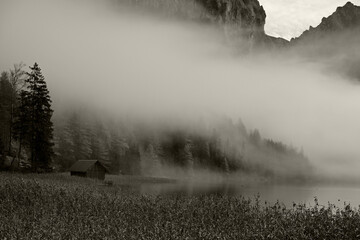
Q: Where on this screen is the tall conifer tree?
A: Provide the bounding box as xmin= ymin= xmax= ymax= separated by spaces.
xmin=16 ymin=63 xmax=54 ymax=171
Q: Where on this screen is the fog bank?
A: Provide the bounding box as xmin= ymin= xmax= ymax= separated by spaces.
xmin=1 ymin=0 xmax=360 ymax=178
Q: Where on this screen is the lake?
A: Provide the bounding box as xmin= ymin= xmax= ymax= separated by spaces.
xmin=135 ymin=181 xmax=360 ymax=208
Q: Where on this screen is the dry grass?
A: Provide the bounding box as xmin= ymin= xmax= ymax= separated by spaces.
xmin=1 ymin=172 xmax=360 ymax=239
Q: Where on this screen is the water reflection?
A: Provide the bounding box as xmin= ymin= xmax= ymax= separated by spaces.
xmin=136 ymin=181 xmax=360 ymax=208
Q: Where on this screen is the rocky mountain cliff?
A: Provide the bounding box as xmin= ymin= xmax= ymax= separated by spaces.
xmin=196 ymin=0 xmax=265 ymax=45
xmin=292 ymin=2 xmax=360 ymax=43
xmin=119 ymin=0 xmax=358 ymax=54
xmin=289 ymin=2 xmax=360 ymax=81
xmin=203 ymin=0 xmax=360 ymax=49
xmin=118 ymin=0 xmax=288 ymax=50
xmin=205 ymin=1 xmax=360 ymax=48
xmin=195 ymin=0 xmax=288 ymax=49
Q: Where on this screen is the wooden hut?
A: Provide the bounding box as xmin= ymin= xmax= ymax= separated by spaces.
xmin=69 ymin=160 xmax=108 ymax=180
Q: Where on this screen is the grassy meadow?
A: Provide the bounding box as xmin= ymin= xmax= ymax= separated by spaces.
xmin=1 ymin=173 xmax=360 ymax=239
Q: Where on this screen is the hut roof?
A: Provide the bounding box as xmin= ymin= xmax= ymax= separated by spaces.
xmin=69 ymin=160 xmax=107 ymax=172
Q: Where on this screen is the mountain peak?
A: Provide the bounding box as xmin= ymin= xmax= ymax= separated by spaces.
xmin=292 ymin=2 xmax=360 ymax=42
xmin=343 ymin=1 xmax=355 ymax=8
xmin=319 ymin=1 xmax=360 ymax=29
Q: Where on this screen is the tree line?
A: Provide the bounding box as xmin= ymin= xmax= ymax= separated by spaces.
xmin=1 ymin=63 xmax=311 ymax=179
xmin=53 ymin=110 xmax=311 ymax=179
xmin=0 ymin=63 xmax=54 ymax=172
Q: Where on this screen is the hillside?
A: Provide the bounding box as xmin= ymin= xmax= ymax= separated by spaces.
xmin=289 ymin=2 xmax=360 ymax=81
xmin=292 ymin=2 xmax=360 ymax=43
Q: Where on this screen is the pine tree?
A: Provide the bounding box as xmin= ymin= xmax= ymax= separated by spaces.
xmin=65 ymin=113 xmax=91 ymax=161
xmin=140 ymin=142 xmax=161 ymax=176
xmin=249 ymin=129 xmax=261 ymax=146
xmin=109 ymin=131 xmax=122 ymax=174
xmin=0 ymin=72 xmax=12 ymax=153
xmin=209 ymin=129 xmax=223 ymax=169
xmin=149 ymin=140 xmax=162 ymax=176
xmin=16 ymin=63 xmax=54 ymax=171
xmin=56 ymin=124 xmax=75 ymax=170
xmin=0 ymin=136 xmax=4 ymax=168
xmin=89 ymin=121 xmax=110 ymax=167
xmin=183 ymin=139 xmax=194 ymax=176
xmin=8 ymin=63 xmax=26 ymax=154
xmin=14 ymin=90 xmax=31 ymax=165
xmin=222 ymin=156 xmax=230 ymax=175
xmin=192 ymin=136 xmax=210 ymax=165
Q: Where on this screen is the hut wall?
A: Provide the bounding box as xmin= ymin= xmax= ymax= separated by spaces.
xmin=71 ymin=172 xmax=87 ymax=178
xmin=87 ymin=163 xmax=106 ymax=180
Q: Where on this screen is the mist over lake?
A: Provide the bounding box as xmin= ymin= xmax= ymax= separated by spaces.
xmin=1 ymin=0 xmax=360 ymax=179
xmin=1 ymin=0 xmax=360 ymax=238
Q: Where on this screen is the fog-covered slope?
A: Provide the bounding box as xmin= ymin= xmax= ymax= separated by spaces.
xmin=289 ymin=2 xmax=360 ymax=81
xmin=292 ymin=2 xmax=360 ymax=42
xmin=116 ymin=0 xmax=288 ymax=50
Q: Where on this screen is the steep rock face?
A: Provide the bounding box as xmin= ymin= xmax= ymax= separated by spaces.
xmin=118 ymin=0 xmax=287 ymax=50
xmin=290 ymin=2 xmax=360 ymax=81
xmin=292 ymin=2 xmax=360 ymax=42
xmin=119 ymin=0 xmax=267 ymax=32
xmin=196 ymin=0 xmax=266 ymax=36
xmin=195 ymin=0 xmax=288 ymax=49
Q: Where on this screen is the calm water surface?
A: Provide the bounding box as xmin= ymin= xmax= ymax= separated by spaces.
xmin=136 ymin=181 xmax=360 ymax=208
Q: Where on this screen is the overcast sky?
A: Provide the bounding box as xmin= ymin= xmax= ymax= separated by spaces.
xmin=260 ymin=0 xmax=359 ymax=40
xmin=1 ymin=0 xmax=358 ymax=40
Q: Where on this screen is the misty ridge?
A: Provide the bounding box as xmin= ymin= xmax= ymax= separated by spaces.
xmin=1 ymin=0 xmax=360 ymax=182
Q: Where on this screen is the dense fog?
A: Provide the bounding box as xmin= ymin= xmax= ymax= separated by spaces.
xmin=1 ymin=0 xmax=360 ymax=178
